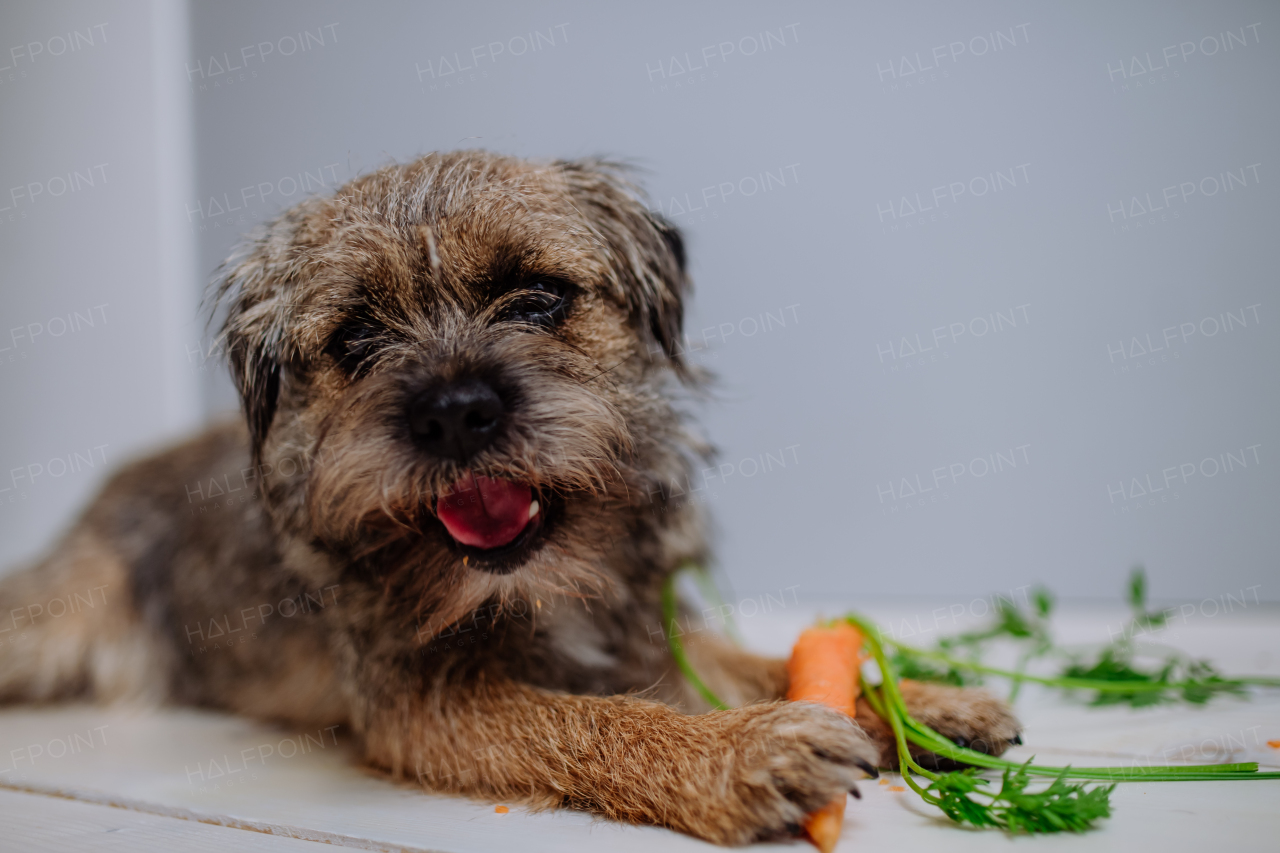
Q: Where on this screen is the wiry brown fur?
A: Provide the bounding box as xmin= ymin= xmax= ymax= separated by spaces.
xmin=0 ymin=151 xmax=1019 ymax=845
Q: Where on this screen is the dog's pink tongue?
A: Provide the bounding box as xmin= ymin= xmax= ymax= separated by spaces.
xmin=438 ymin=475 xmax=532 ymax=549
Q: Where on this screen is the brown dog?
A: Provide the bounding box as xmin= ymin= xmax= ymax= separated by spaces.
xmin=0 ymin=151 xmax=1018 ymax=845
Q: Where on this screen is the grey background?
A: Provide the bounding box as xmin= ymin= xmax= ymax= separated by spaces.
xmin=2 ymin=0 xmax=1276 ymax=603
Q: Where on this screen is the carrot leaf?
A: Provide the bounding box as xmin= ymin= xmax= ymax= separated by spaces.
xmin=927 ymin=765 xmax=1114 ymax=833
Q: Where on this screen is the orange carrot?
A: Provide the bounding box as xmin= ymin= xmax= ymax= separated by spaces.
xmin=786 ymin=622 xmax=865 ymax=853
xmin=803 ymin=798 xmax=846 ymax=852
xmin=787 ymin=622 xmax=863 ymax=714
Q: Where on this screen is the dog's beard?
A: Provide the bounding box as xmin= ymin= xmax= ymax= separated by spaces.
xmin=297 ymin=326 xmax=645 ymax=637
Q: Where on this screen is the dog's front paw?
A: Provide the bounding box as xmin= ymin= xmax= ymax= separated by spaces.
xmin=689 ymin=702 xmax=877 ymax=846
xmin=857 ymin=680 xmax=1022 ymax=770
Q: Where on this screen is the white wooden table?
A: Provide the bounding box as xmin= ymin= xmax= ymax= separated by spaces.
xmin=2 ymin=600 xmax=1278 ymax=852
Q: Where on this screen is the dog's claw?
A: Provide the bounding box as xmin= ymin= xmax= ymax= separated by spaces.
xmin=853 ymin=757 xmax=879 ymax=779
xmin=1011 ymin=734 xmax=1023 ymax=745
xmin=849 ymin=783 xmax=861 ymax=799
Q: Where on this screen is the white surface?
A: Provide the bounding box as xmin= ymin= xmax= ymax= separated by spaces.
xmin=0 ymin=602 xmax=1277 ymax=852
xmin=0 ymin=788 xmax=338 ymax=852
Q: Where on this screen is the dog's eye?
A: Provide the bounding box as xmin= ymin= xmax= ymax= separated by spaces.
xmin=502 ymin=279 xmax=571 ymax=327
xmin=324 ymin=320 xmax=383 ymax=375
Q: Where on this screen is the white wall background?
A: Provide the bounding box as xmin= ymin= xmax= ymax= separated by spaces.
xmin=0 ymin=0 xmax=201 ymax=570
xmin=3 ymin=0 xmax=1277 ymax=604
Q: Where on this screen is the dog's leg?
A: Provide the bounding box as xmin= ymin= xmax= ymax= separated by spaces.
xmin=0 ymin=530 xmax=170 ymax=705
xmin=357 ymin=677 xmax=878 ymax=845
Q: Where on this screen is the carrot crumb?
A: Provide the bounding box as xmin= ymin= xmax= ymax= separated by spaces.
xmin=878 ymin=778 xmax=890 ymax=785
xmin=887 ymin=786 xmax=906 ymax=792
xmin=495 ymin=805 xmax=509 ymax=814
xmin=1267 ymin=740 xmax=1280 ymax=749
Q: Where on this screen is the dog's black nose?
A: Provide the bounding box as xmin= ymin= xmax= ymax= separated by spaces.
xmin=408 ymin=379 xmax=505 ymax=461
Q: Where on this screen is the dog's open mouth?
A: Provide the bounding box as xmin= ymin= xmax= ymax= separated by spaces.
xmin=436 ymin=473 xmax=550 ymax=570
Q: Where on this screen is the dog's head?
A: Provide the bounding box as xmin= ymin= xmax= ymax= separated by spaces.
xmin=216 ymin=151 xmax=702 ymax=633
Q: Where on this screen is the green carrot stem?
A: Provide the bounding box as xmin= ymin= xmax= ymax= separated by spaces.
xmin=873 ymin=679 xmax=942 ymax=796
xmin=660 ymin=571 xmax=730 ymax=710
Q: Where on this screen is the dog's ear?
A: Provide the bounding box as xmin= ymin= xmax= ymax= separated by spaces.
xmin=229 ymin=330 xmax=281 ymax=455
xmin=645 ymin=213 xmax=690 ymax=371
xmin=556 ymin=159 xmax=692 ymax=376
xmin=214 ymin=231 xmax=292 ymax=457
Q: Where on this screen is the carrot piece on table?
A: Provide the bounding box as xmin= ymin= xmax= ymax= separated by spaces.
xmin=786 ymin=622 xmax=865 ymax=853
xmin=803 ymin=797 xmax=846 ymax=853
